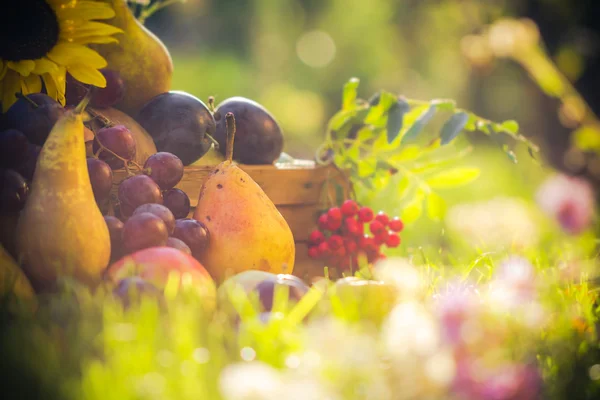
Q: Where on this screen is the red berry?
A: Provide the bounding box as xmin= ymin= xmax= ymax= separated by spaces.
xmin=386 ymin=233 xmax=401 ymax=248
xmin=318 ymin=241 xmax=331 ymax=256
xmin=343 ymin=217 xmax=359 ymax=234
xmin=375 ymin=212 xmax=389 ymax=226
xmin=367 ymin=250 xmax=382 ymax=263
xmin=318 ymin=214 xmax=329 ymax=231
xmin=341 ymin=200 xmax=359 ymax=216
xmin=334 ymin=247 xmax=346 ymax=257
xmin=309 ymin=230 xmax=325 ymax=245
xmin=344 ymin=239 xmax=358 ymax=254
xmin=308 ymin=246 xmax=320 ymax=259
xmin=374 ymin=231 xmax=389 ymax=245
xmin=359 ymin=235 xmax=375 ymax=250
xmin=327 ymin=218 xmax=342 ymax=231
xmin=328 ymin=235 xmax=343 ymax=250
xmin=358 ymin=207 xmax=374 ymax=223
xmin=388 ymin=217 xmax=404 ymax=232
xmin=327 ymin=207 xmax=342 ymax=222
xmin=369 ymin=220 xmax=385 ymax=234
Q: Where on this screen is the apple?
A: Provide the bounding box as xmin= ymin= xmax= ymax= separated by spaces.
xmin=332 ymin=277 xmax=398 ymax=325
xmin=105 ymin=246 xmax=216 ymax=311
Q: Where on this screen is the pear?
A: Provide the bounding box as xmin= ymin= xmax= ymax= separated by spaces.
xmin=16 ymin=99 xmax=111 ymax=289
xmin=0 ymin=244 xmax=37 ymax=312
xmin=193 ymin=114 xmax=295 ymax=282
xmin=93 ymin=0 xmax=173 ymax=116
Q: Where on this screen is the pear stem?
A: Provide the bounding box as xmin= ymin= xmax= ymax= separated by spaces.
xmin=75 ymin=90 xmax=93 ymax=114
xmin=15 ymin=92 xmax=39 ymax=108
xmin=208 ymin=96 xmax=216 ymax=112
xmin=225 ymin=112 xmax=236 ymax=163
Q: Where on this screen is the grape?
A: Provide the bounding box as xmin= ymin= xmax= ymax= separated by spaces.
xmin=143 ymin=152 xmax=184 ymax=190
xmin=255 ymin=275 xmax=309 ymax=312
xmin=0 ymin=169 xmax=29 ymax=211
xmin=132 ymin=203 xmax=175 ymax=234
xmin=93 ymin=125 xmax=136 ymax=170
xmin=166 ymin=237 xmax=192 ymax=255
xmin=122 ymin=212 xmax=168 ymax=254
xmin=87 ymin=158 xmax=113 ymax=203
xmin=91 ymin=69 xmax=125 ymax=109
xmin=104 ymin=215 xmax=124 ymax=262
xmin=15 ymin=144 xmax=41 ymax=181
xmin=118 ymin=175 xmax=163 ymax=218
xmin=163 ymin=188 xmax=190 ymax=219
xmin=0 ymin=129 xmax=29 ymax=168
xmin=113 ymin=277 xmax=163 ymax=309
xmin=172 ymin=218 xmax=209 ymax=260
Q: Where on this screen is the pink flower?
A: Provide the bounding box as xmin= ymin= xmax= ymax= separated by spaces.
xmin=536 ymin=174 xmax=595 ymax=235
xmin=433 ymin=281 xmax=481 ymax=345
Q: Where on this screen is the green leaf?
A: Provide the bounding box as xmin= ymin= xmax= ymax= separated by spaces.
xmin=401 ymin=191 xmax=424 ymax=223
xmin=397 ymin=175 xmax=411 ymax=198
xmin=440 ymin=112 xmax=469 ymax=145
xmin=430 ymin=99 xmax=456 ymax=111
xmin=426 ymin=167 xmax=480 ymax=188
xmin=386 ymin=99 xmax=410 ymax=143
xmin=426 ymin=192 xmax=447 ymax=221
xmin=329 ymin=109 xmax=356 ymax=131
xmin=402 ymin=106 xmax=437 ymax=143
xmin=501 ymin=120 xmax=519 ymax=134
xmin=368 ymin=92 xmax=381 ymax=106
xmin=365 ymin=92 xmax=397 ymax=125
xmin=389 ymin=145 xmax=421 ymax=163
xmin=357 ymin=158 xmax=377 ymax=177
xmin=342 ymin=77 xmax=360 ymax=110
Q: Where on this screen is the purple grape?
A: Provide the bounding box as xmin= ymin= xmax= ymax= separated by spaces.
xmin=163 ymin=188 xmax=190 ymax=219
xmin=166 ymin=237 xmax=192 ymax=255
xmin=132 ymin=203 xmax=175 ymax=234
xmin=122 ymin=212 xmax=168 ymax=254
xmin=0 ymin=169 xmax=29 ymax=211
xmin=172 ymin=218 xmax=209 ymax=260
xmin=91 ymin=69 xmax=125 ymax=109
xmin=87 ymin=158 xmax=113 ymax=203
xmin=93 ymin=125 xmax=136 ymax=170
xmin=118 ymin=174 xmax=163 ymax=218
xmin=15 ymin=144 xmax=41 ymax=181
xmin=255 ymin=274 xmax=309 ymax=312
xmin=0 ymin=129 xmax=29 ymax=168
xmin=104 ymin=215 xmax=125 ymax=262
xmin=143 ymin=152 xmax=184 ymax=190
xmin=113 ymin=277 xmax=164 ymax=309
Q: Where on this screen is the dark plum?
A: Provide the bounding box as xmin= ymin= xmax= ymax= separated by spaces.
xmin=93 ymin=125 xmax=136 ymax=170
xmin=65 ymin=73 xmax=89 ymax=106
xmin=15 ymin=144 xmax=41 ymax=181
xmin=122 ymin=212 xmax=169 ymax=253
xmin=135 ymin=91 xmax=215 ymax=165
xmin=132 ymin=203 xmax=175 ymax=234
xmin=166 ymin=237 xmax=192 ymax=255
xmin=255 ymin=274 xmax=309 ymax=312
xmin=0 ymin=129 xmax=29 ymax=168
xmin=163 ymin=188 xmax=190 ymax=219
xmin=2 ymin=93 xmax=66 ymax=146
xmin=90 ymin=69 xmax=125 ymax=109
xmin=0 ymin=169 xmax=29 ymax=211
xmin=118 ymin=175 xmax=162 ymax=218
xmin=172 ymin=218 xmax=209 ymax=260
xmin=214 ymin=97 xmax=283 ymax=164
xmin=113 ymin=277 xmax=164 ymax=309
xmin=143 ymin=152 xmax=184 ymax=190
xmin=104 ymin=215 xmax=125 ymax=262
xmin=87 ymin=158 xmax=113 ymax=203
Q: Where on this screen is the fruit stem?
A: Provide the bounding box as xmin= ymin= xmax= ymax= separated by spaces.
xmin=208 ymin=96 xmax=215 ymax=112
xmin=204 ymin=133 xmax=220 ymax=149
xmin=225 ymin=112 xmax=236 ymax=163
xmin=75 ymin=90 xmax=93 ymax=114
xmin=15 ymin=93 xmax=39 ymax=108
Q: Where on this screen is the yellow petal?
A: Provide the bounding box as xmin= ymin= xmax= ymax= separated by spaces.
xmin=22 ymin=74 xmax=42 ymax=95
xmin=0 ymin=60 xmax=7 ymax=80
xmin=32 ymin=58 xmax=59 ymax=75
xmin=67 ymin=65 xmax=107 ymax=88
xmin=2 ymin=71 xmax=23 ymax=112
xmin=60 ymin=21 xmax=123 ymax=41
xmin=7 ymin=60 xmax=36 ymax=77
xmin=42 ymin=73 xmax=58 ymax=101
xmin=47 ymin=43 xmax=107 ymax=69
xmin=55 ymin=2 xmax=116 ymax=21
xmin=72 ymin=36 xmax=119 ymax=45
xmin=42 ymin=68 xmax=67 ymax=106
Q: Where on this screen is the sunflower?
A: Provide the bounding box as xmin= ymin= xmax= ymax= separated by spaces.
xmin=0 ymin=0 xmax=123 ymax=112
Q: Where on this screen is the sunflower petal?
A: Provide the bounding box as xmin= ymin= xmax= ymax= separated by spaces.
xmin=0 ymin=61 xmax=7 ymax=80
xmin=2 ymin=71 xmax=23 ymax=112
xmin=55 ymin=2 xmax=116 ymax=21
xmin=72 ymin=35 xmax=119 ymax=45
xmin=42 ymin=67 xmax=67 ymax=106
xmin=22 ymin=74 xmax=42 ymax=95
xmin=7 ymin=60 xmax=36 ymax=77
xmin=48 ymin=43 xmax=107 ymax=69
xmin=67 ymin=65 xmax=107 ymax=88
xmin=42 ymin=73 xmax=58 ymax=101
xmin=60 ymin=21 xmax=123 ymax=41
xmin=32 ymin=58 xmax=59 ymax=75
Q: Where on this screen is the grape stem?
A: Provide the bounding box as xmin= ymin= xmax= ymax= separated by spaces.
xmin=15 ymin=92 xmax=39 ymax=108
xmin=87 ymin=109 xmax=113 ymax=128
xmin=225 ymin=112 xmax=236 ymax=163
xmin=204 ymin=133 xmax=220 ymax=149
xmin=91 ymin=131 xmax=143 ymax=173
xmin=207 ymin=96 xmax=216 ymax=113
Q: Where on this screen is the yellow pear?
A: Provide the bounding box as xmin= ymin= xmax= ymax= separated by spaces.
xmin=193 ymin=113 xmax=295 ymax=282
xmin=93 ymin=0 xmax=173 ymax=116
xmin=0 ymin=244 xmax=37 ymax=312
xmin=16 ymin=100 xmax=111 ymax=289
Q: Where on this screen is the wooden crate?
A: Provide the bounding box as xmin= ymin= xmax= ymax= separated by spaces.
xmin=113 ymin=161 xmax=350 ymax=280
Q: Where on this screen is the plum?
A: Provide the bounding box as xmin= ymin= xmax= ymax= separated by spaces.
xmin=255 ymin=274 xmax=309 ymax=312
xmin=213 ymin=97 xmax=283 ymax=165
xmin=135 ymin=91 xmax=215 ymax=165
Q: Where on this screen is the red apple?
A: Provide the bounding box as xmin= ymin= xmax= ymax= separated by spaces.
xmin=106 ymin=246 xmax=216 ymax=310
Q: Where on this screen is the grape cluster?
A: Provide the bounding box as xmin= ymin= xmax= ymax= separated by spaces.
xmin=307 ymin=200 xmax=403 ymax=270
